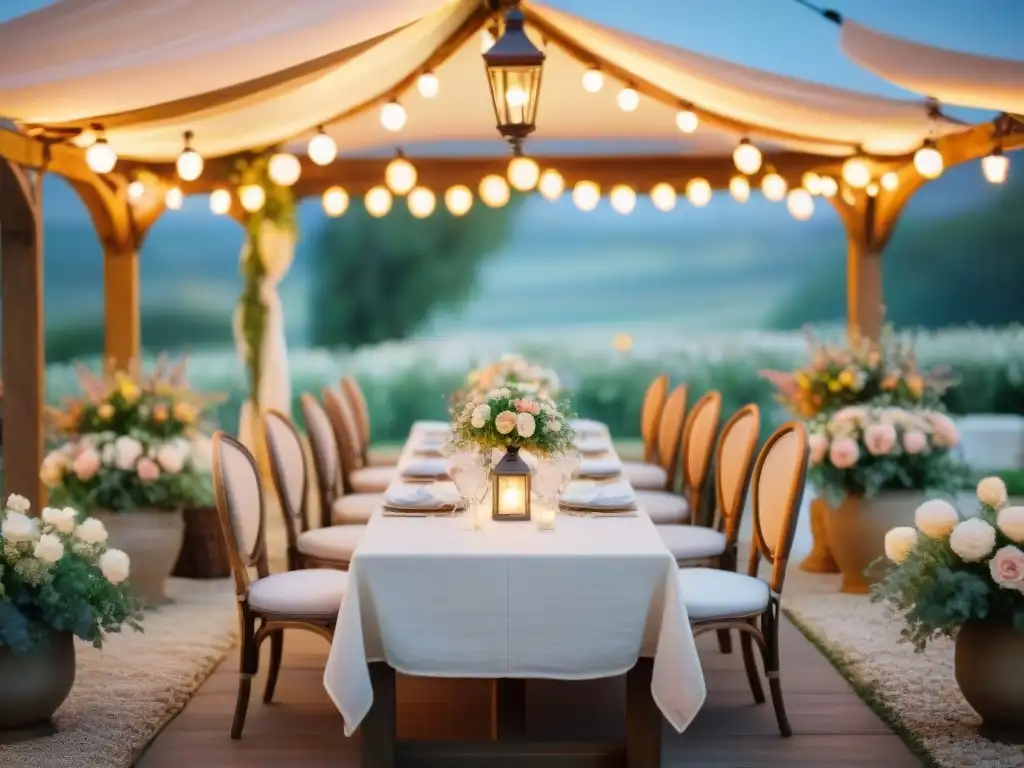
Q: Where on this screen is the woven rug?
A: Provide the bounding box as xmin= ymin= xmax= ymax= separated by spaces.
xmin=0 ymin=578 xmax=237 ymax=768
xmin=785 ymin=569 xmax=1024 ymax=768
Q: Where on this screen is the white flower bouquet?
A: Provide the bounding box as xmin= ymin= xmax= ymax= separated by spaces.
xmin=450 ymin=386 xmax=575 ymax=458
xmin=465 ymin=354 xmax=561 ymax=398
xmin=0 ymin=495 xmax=143 ymax=652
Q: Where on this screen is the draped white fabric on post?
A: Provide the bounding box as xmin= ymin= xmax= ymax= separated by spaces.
xmin=841 ymin=21 xmax=1024 ymax=116
xmin=233 ymin=220 xmax=295 ymax=452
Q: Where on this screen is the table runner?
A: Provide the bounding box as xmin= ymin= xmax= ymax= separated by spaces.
xmin=323 ymin=421 xmax=706 ymax=736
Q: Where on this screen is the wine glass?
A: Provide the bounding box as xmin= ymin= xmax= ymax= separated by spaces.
xmin=533 ymin=455 xmax=563 ymax=519
xmin=448 ymin=451 xmax=473 ymax=516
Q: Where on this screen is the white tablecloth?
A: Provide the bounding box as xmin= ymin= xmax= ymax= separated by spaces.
xmin=323 ymin=422 xmax=706 ymax=736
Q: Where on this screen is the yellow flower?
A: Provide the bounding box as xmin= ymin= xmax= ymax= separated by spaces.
xmin=837 ymin=370 xmax=855 ymax=388
xmin=153 ymin=404 xmax=169 ymax=423
xmin=116 ymin=374 xmax=140 ymax=403
xmin=172 ymin=402 xmax=196 ymax=424
xmin=795 ymin=372 xmax=811 ymax=390
xmin=906 ymin=374 xmax=924 ymax=399
xmin=827 ymin=379 xmax=842 ymax=393
xmin=97 ymin=403 xmax=114 ymax=420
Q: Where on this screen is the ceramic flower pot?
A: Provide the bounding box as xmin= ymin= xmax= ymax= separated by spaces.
xmin=0 ymin=630 xmax=75 ymax=742
xmin=93 ymin=508 xmax=185 ymax=607
xmin=955 ymin=619 xmax=1024 ymax=743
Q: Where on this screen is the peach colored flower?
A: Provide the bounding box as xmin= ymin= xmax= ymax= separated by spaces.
xmin=989 ymin=545 xmax=1024 ymax=592
xmin=514 ymin=399 xmax=540 ymax=415
xmin=828 ymin=437 xmax=859 ymax=469
xmin=915 ymin=499 xmax=959 ymax=539
xmin=926 ymin=412 xmax=959 ymax=448
xmin=136 ymin=457 xmax=161 ymax=482
xmin=996 ymin=506 xmax=1024 ymax=544
xmin=977 ymin=476 xmax=1008 ymax=509
xmin=902 ymin=430 xmax=928 ymax=455
xmin=494 ymin=410 xmax=517 ymax=435
xmin=864 ymin=422 xmax=897 ymax=456
xmin=808 ymin=434 xmax=829 ymax=465
xmin=72 ymin=448 xmax=101 ymax=481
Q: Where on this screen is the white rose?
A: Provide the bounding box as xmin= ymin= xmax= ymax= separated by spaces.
xmin=546 ymin=418 xmax=562 ymax=433
xmin=191 ymin=435 xmax=213 ymax=472
xmin=950 ymin=518 xmax=997 ymax=562
xmin=33 ymin=533 xmax=65 ymax=564
xmin=470 ymin=404 xmax=490 ymax=430
xmin=914 ymin=499 xmax=959 ymax=539
xmin=996 ymin=506 xmax=1024 ymax=544
xmin=155 ymin=443 xmax=186 ymax=474
xmin=2 ymin=511 xmax=38 ymax=543
xmin=39 ymin=453 xmax=66 ymax=487
xmin=6 ymin=494 xmax=31 ymax=513
xmin=494 ymin=410 xmax=518 ymax=435
xmin=42 ymin=506 xmax=77 ymax=534
xmin=75 ymin=517 xmax=109 ymax=544
xmin=113 ymin=436 xmax=144 ymax=471
xmin=977 ymin=476 xmax=1008 ymax=509
xmin=884 ymin=527 xmax=917 ymax=563
xmin=101 ymin=443 xmax=116 ymax=467
xmin=99 ymin=548 xmax=131 ymax=584
xmin=516 ymin=412 xmax=536 ymax=439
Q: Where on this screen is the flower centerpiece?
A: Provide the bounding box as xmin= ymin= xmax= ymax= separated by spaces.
xmin=464 ymin=354 xmax=561 ymax=400
xmin=40 ymin=356 xmax=219 ymax=606
xmin=807 ymin=405 xmax=969 ymax=593
xmin=873 ymin=477 xmax=1024 ymax=742
xmin=0 ymin=494 xmax=142 ymax=735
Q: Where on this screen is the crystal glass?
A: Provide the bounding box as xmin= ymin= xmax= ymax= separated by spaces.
xmin=458 ymin=448 xmax=491 ymax=530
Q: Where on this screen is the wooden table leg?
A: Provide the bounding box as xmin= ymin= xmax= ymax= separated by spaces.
xmin=362 ymin=663 xmax=396 ymax=768
xmin=495 ymin=678 xmax=527 ymax=741
xmin=626 ymin=659 xmax=661 ymax=768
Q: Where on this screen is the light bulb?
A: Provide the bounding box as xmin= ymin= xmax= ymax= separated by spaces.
xmin=479 ymin=175 xmax=510 ymax=208
xmin=675 ymin=109 xmax=699 ymax=134
xmin=686 ymin=178 xmax=711 ymax=207
xmin=880 ymin=171 xmax=899 ymax=191
xmin=572 ymin=181 xmax=600 ymax=212
xmin=322 ymin=186 xmax=349 ymax=217
xmin=866 ymin=182 xmax=880 ymax=197
xmin=127 ymin=181 xmax=146 ymax=200
xmin=164 ymin=186 xmax=184 ymax=210
xmin=268 ymin=152 xmax=301 ymax=186
xmin=85 ymin=138 xmax=117 ymax=174
xmin=732 ymin=140 xmax=762 ymax=175
xmin=307 ymin=130 xmax=337 ymax=166
xmin=819 ymin=176 xmax=839 ymax=198
xmin=407 ymin=187 xmax=436 ymax=218
xmin=385 ymin=155 xmax=417 ymax=195
xmin=842 ymin=156 xmax=870 ymax=189
xmin=609 ymin=185 xmax=636 ymax=215
xmin=481 ymin=29 xmax=496 ymax=53
xmin=417 ymin=71 xmax=439 ymax=98
xmin=801 ymin=171 xmax=822 ymax=196
xmin=176 ymin=144 xmax=204 ymax=182
xmin=365 ymin=186 xmax=392 ymax=217
xmin=380 ymin=100 xmax=407 ymax=132
xmin=537 ymin=169 xmax=564 ymax=201
xmin=505 ymin=86 xmax=528 ymax=108
xmin=444 ymin=185 xmax=473 ymax=216
xmin=982 ymin=150 xmax=1009 ymax=184
xmin=729 ymin=175 xmax=750 ymax=203
xmin=508 ymin=156 xmax=540 ymax=191
xmin=786 ymin=188 xmax=814 ymax=221
xmin=581 ymin=68 xmax=604 ymax=93
xmin=617 ymin=87 xmax=639 ymax=112
xmin=913 ymin=140 xmax=943 ymax=179
xmin=239 ymin=184 xmax=265 ymax=212
xmin=209 ymin=189 xmax=231 ymax=215
xmin=649 ymin=182 xmax=676 ymax=211
xmin=761 ymin=172 xmax=787 ymax=202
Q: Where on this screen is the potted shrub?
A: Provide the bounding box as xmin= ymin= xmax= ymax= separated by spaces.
xmin=0 ymin=494 xmax=142 ymax=741
xmin=808 ymin=405 xmax=969 ymax=593
xmin=40 ymin=359 xmax=216 ymax=606
xmin=873 ymin=477 xmax=1024 ymax=743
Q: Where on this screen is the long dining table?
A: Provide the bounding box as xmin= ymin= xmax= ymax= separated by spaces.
xmin=323 ymin=420 xmax=706 ymax=767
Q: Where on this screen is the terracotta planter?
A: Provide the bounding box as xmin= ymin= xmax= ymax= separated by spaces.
xmin=0 ymin=630 xmax=75 ymax=743
xmin=955 ymin=620 xmax=1024 ymax=743
xmin=93 ymin=508 xmax=185 ymax=608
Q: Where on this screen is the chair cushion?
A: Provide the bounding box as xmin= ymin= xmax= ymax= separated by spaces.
xmin=350 ymin=465 xmax=396 ymax=493
xmin=248 ymin=569 xmax=348 ymax=617
xmin=297 ymin=525 xmax=363 ymax=562
xmin=637 ymin=490 xmax=690 ymax=524
xmin=657 ymin=525 xmax=726 ymax=561
xmin=676 ymin=567 xmax=770 ymax=621
xmin=621 ymin=460 xmax=667 ymax=490
xmin=332 ymin=493 xmax=383 ymax=525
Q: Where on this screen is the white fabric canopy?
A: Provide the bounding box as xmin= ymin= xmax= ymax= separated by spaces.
xmin=841 ymin=21 xmax=1024 ymax=117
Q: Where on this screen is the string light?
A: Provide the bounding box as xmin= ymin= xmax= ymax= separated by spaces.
xmin=649 ymin=183 xmax=676 ymax=211
xmin=164 ymin=186 xmax=184 ymax=210
xmin=819 ymin=176 xmax=839 ymax=197
xmin=417 ymin=71 xmax=439 ymax=98
xmin=209 ymin=189 xmax=231 ymax=215
xmin=866 ymin=182 xmax=880 ymax=197
xmin=842 ymin=155 xmax=871 ymax=188
xmin=322 ymin=186 xmax=349 ymax=217
xmin=84 ymin=125 xmax=117 ymax=173
xmin=407 ymin=187 xmax=436 ymax=218
xmin=675 ymin=108 xmax=699 ymax=134
xmin=365 ymin=186 xmax=393 ymax=217
xmin=479 ymin=175 xmax=510 ymax=208
xmin=729 ymin=175 xmax=750 ymax=203
xmin=127 ymin=181 xmax=146 ymax=200
xmin=380 ymin=99 xmax=407 ymax=132
xmin=572 ymin=180 xmax=600 ymax=211
xmin=786 ymin=188 xmax=814 ymax=220
xmin=880 ymin=171 xmax=899 ymax=191
xmin=982 ymin=148 xmax=1009 ymax=184
xmin=609 ymin=185 xmax=636 ymax=215
xmin=444 ymin=185 xmax=474 ymax=216
xmin=385 ymin=152 xmax=417 ymax=195
xmin=616 ymin=86 xmax=640 ymax=112
xmin=508 ymin=156 xmax=540 ymax=191
xmin=732 ymin=139 xmax=762 ymax=175
xmin=582 ymin=67 xmax=604 ymax=93
xmin=175 ymin=131 xmax=204 ymax=181
xmin=761 ymin=171 xmax=787 ymax=202
xmin=239 ymin=184 xmax=266 ymax=212
xmin=913 ymin=138 xmax=944 ymax=179
xmin=307 ymin=127 xmax=338 ymax=166
xmin=801 ymin=171 xmax=822 ymax=195
xmin=268 ymin=152 xmax=301 ymax=186
xmin=686 ymin=178 xmax=712 ymax=207
xmin=537 ymin=169 xmax=565 ymax=201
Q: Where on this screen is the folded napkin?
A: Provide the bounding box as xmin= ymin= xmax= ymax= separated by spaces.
xmin=573 ymin=436 xmax=610 ymax=455
xmin=561 ymin=481 xmax=636 ymax=509
xmin=569 ymin=418 xmax=607 ymax=437
xmin=575 ymin=457 xmax=622 ymax=477
xmin=417 ymin=435 xmax=447 ymax=452
xmin=402 ymin=457 xmax=449 ymax=478
xmin=384 ymin=483 xmax=458 ymax=509
xmin=418 ymin=421 xmax=451 ymax=435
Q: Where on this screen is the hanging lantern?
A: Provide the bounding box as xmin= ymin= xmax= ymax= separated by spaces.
xmin=322 ymin=186 xmax=349 ymax=217
xmin=307 ymin=127 xmax=338 ymax=166
xmin=385 ymin=151 xmax=418 ymax=195
xmin=176 ymin=131 xmax=204 ymax=182
xmin=445 ymin=185 xmax=474 ymax=216
xmin=407 ymin=187 xmax=436 ymax=218
xmin=913 ymin=139 xmax=944 ymax=179
xmin=209 ymin=189 xmax=232 ymax=215
xmin=508 ymin=154 xmax=540 ymax=191
xmin=482 ymin=9 xmax=545 ymax=142
xmin=491 ymin=446 xmax=531 ymax=521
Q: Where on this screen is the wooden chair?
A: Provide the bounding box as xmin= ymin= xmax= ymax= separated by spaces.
xmin=211 ymin=432 xmax=348 ymax=739
xmin=300 ymin=393 xmax=382 ymax=527
xmin=679 ymin=390 xmax=723 ymax=525
xmin=322 ymin=387 xmax=394 ymax=494
xmin=676 ymin=421 xmax=810 ymax=737
xmin=264 ymin=409 xmax=363 ymax=571
xmin=341 ymin=375 xmax=396 ymax=467
xmin=620 ymin=374 xmax=670 ymax=490
xmin=633 ymin=385 xmax=690 ymax=524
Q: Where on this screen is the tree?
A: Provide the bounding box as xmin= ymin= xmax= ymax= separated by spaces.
xmin=308 ymin=196 xmax=522 ymax=348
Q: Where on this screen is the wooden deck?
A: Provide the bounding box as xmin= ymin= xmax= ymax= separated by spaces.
xmin=137 ymin=617 xmax=922 ymax=767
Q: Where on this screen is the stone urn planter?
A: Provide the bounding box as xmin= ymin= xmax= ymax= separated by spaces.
xmin=0 ymin=630 xmax=75 ymax=743
xmin=93 ymin=508 xmax=185 ymax=607
xmin=955 ymin=620 xmax=1024 ymax=743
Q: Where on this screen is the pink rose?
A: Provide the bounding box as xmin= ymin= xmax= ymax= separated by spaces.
xmin=72 ymin=448 xmax=101 ymax=481
xmin=902 ymin=430 xmax=928 ymax=455
xmin=136 ymin=457 xmax=161 ymax=482
xmin=864 ymin=423 xmax=897 ymax=456
xmin=829 ymin=437 xmax=860 ymax=469
xmin=926 ymin=412 xmax=959 ymax=448
xmin=514 ymin=399 xmax=540 ymax=414
xmin=989 ymin=545 xmax=1024 ymax=592
xmin=808 ymin=434 xmax=829 ymax=465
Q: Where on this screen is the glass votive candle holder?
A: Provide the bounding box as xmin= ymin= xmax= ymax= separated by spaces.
xmin=535 ymin=504 xmax=557 ymax=532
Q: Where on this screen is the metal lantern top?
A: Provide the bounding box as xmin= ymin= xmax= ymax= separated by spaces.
xmin=482 ymin=9 xmax=546 ymax=142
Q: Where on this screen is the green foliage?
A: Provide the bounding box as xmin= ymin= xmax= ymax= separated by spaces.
xmin=308 ymin=195 xmax=522 ymax=348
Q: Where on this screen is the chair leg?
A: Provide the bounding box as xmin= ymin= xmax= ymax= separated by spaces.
xmin=716 ymin=629 xmax=733 ymax=655
xmin=231 ymin=613 xmax=258 ymax=739
xmin=762 ymin=608 xmax=792 ymax=737
xmin=739 ymin=630 xmax=765 ymax=705
xmin=263 ymin=629 xmax=285 ymax=704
